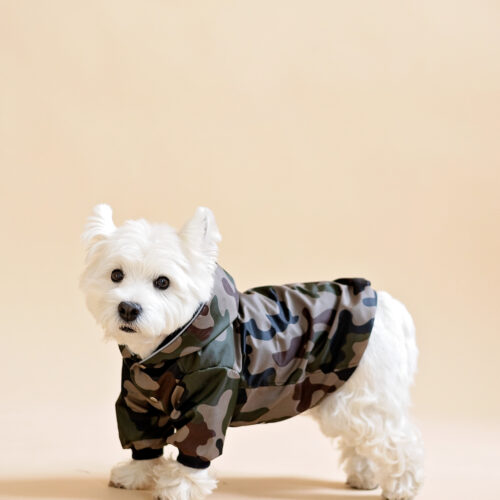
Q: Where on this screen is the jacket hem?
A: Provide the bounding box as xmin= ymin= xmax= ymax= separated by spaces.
xmin=131 ymin=447 xmax=164 ymax=460
xmin=177 ymin=453 xmax=210 ymax=469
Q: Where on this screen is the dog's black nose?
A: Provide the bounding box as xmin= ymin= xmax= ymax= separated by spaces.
xmin=118 ymin=301 xmax=142 ymax=322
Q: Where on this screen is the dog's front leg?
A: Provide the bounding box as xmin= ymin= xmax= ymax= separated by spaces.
xmin=152 ymin=458 xmax=217 ymax=500
xmin=109 ymin=457 xmax=163 ymax=490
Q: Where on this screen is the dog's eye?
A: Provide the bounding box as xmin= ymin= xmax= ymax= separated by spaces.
xmin=111 ymin=269 xmax=124 ymax=283
xmin=154 ymin=276 xmax=170 ymax=290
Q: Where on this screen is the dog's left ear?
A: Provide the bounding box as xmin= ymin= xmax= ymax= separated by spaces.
xmin=180 ymin=207 xmax=221 ymax=257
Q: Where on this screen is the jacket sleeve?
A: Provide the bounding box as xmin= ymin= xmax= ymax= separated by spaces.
xmin=166 ymin=367 xmax=240 ymax=469
xmin=115 ymin=363 xmax=173 ymax=461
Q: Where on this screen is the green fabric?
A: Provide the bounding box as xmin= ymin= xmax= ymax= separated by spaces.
xmin=116 ymin=265 xmax=377 ymax=468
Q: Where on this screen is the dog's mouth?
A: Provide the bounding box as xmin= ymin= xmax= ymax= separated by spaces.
xmin=120 ymin=326 xmax=136 ymax=333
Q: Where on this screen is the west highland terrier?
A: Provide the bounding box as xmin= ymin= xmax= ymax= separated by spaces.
xmin=80 ymin=204 xmax=424 ymax=500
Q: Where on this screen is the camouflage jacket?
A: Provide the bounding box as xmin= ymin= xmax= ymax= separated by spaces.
xmin=116 ymin=265 xmax=377 ymax=469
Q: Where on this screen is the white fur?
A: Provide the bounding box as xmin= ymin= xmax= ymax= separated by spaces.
xmin=80 ymin=205 xmax=220 ymax=358
xmin=310 ymin=291 xmax=424 ymax=499
xmin=81 ymin=205 xmax=424 ymax=500
xmin=109 ymin=457 xmax=162 ymax=490
xmin=152 ymin=458 xmax=217 ymax=500
xmin=109 ymin=457 xmax=216 ymax=500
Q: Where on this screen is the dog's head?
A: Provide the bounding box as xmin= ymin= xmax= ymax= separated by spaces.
xmin=80 ymin=204 xmax=221 ymax=357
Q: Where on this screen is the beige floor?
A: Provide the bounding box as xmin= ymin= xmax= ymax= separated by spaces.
xmin=1 ymin=406 xmax=497 ymax=500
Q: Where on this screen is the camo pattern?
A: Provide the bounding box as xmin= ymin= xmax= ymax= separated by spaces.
xmin=116 ymin=266 xmax=377 ymax=468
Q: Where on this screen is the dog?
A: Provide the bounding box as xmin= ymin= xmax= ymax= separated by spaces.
xmin=80 ymin=204 xmax=424 ymax=500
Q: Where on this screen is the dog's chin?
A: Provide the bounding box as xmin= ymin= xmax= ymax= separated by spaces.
xmin=104 ymin=326 xmax=168 ymax=359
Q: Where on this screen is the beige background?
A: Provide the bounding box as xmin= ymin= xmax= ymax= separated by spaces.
xmin=1 ymin=1 xmax=499 ymax=499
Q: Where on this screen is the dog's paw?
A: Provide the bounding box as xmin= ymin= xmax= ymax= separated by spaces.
xmin=345 ymin=454 xmax=378 ymax=491
xmin=347 ymin=473 xmax=378 ymax=490
xmin=109 ymin=458 xmax=163 ymax=490
xmin=152 ymin=459 xmax=217 ymax=500
xmin=381 ymin=470 xmax=422 ymax=500
xmin=108 ymin=481 xmax=125 ymax=489
xmin=381 ymin=486 xmax=418 ymax=500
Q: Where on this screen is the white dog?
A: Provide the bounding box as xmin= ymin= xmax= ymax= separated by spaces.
xmin=80 ymin=204 xmax=423 ymax=500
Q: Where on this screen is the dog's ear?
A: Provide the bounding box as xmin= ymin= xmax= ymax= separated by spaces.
xmin=180 ymin=207 xmax=221 ymax=256
xmin=82 ymin=204 xmax=116 ymax=249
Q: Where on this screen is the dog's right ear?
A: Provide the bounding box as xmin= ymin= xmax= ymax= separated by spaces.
xmin=82 ymin=204 xmax=116 ymax=249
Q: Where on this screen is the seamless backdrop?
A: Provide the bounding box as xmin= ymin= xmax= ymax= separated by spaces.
xmin=1 ymin=1 xmax=499 ymax=499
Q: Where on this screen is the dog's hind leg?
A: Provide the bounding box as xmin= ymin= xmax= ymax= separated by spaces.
xmin=338 ymin=440 xmax=378 ymax=490
xmin=310 ymin=291 xmax=424 ymax=499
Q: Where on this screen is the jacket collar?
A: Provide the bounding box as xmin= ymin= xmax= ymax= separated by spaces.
xmin=119 ymin=265 xmax=239 ymax=366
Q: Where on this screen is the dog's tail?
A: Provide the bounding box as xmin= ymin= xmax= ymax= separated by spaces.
xmin=401 ymin=299 xmax=418 ymax=383
xmin=391 ymin=292 xmax=419 ymax=384
xmin=376 ymin=291 xmax=419 ymax=385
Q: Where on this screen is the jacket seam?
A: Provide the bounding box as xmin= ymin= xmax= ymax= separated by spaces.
xmin=181 ymin=365 xmax=239 ymax=377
